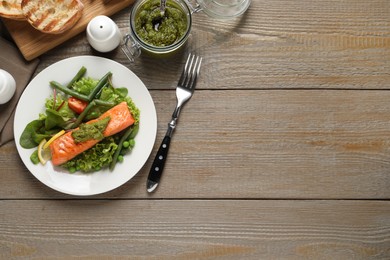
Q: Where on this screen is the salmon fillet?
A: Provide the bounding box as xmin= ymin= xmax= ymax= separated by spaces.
xmin=50 ymin=102 xmax=135 ymax=166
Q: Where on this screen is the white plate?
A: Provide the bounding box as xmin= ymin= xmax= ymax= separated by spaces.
xmin=14 ymin=56 xmax=157 ymax=196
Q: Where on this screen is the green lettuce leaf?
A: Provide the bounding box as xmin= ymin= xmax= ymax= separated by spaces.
xmin=72 ymin=77 xmax=98 ymax=95
xmin=63 ymin=137 xmax=118 ymax=173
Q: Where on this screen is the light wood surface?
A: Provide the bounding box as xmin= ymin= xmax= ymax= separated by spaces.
xmin=1 ymin=200 xmax=389 ymax=259
xmin=1 ymin=0 xmax=389 ymax=258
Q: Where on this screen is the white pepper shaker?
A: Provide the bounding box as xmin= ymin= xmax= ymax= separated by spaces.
xmin=86 ymin=15 xmax=122 ymax=53
xmin=0 ymin=69 xmax=16 ymax=104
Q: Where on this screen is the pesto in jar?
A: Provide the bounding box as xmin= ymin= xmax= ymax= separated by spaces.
xmin=135 ymin=0 xmax=188 ymax=47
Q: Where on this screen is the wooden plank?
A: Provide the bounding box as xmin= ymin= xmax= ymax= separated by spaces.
xmin=33 ymin=0 xmax=390 ymax=90
xmin=1 ymin=0 xmax=135 ymax=61
xmin=191 ymin=0 xmax=390 ymax=90
xmin=0 ymin=200 xmax=389 ymax=259
xmin=2 ymin=90 xmax=390 ymax=199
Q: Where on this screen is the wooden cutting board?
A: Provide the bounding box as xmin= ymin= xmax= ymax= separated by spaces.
xmin=2 ymin=0 xmax=135 ymax=61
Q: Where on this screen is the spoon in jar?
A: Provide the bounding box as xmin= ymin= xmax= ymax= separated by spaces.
xmin=160 ymin=0 xmax=167 ymax=15
xmin=154 ymin=0 xmax=167 ymax=31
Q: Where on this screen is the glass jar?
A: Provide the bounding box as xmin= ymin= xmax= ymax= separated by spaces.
xmin=122 ymin=0 xmax=192 ymax=61
xmin=121 ymin=0 xmax=251 ymax=61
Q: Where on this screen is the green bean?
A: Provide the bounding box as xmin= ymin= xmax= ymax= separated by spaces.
xmin=50 ymin=81 xmax=89 ymax=101
xmin=128 ymin=124 xmax=139 ymax=139
xmin=84 ymin=111 xmax=100 ymax=121
xmin=50 ymin=72 xmax=112 ymax=102
xmin=69 ymin=100 xmax=115 ymax=129
xmin=66 ymin=66 xmax=87 ymax=89
xmin=70 ymin=100 xmax=97 ymax=129
xmin=95 ymin=99 xmax=116 ymax=107
xmin=87 ymin=72 xmax=112 ymax=101
xmin=109 ymin=126 xmax=135 ymax=171
xmin=95 ymin=81 xmax=109 ymax=99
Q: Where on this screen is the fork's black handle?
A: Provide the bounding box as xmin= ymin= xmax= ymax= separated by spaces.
xmin=147 ymin=135 xmax=171 ymax=192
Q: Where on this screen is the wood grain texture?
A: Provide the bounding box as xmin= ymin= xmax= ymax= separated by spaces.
xmin=2 ymin=90 xmax=390 ymax=199
xmin=0 ymin=0 xmax=389 ymax=258
xmin=0 ymin=200 xmax=389 ymax=259
xmin=33 ymin=0 xmax=390 ymax=90
xmin=1 ymin=0 xmax=135 ymax=61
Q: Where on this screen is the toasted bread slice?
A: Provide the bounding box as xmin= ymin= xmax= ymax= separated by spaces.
xmin=0 ymin=0 xmax=25 ymax=20
xmin=21 ymin=0 xmax=84 ymax=34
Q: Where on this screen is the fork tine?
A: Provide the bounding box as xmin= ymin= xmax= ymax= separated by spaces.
xmin=182 ymin=55 xmax=195 ymax=89
xmin=180 ymin=54 xmax=202 ymax=91
xmin=188 ymin=56 xmax=202 ymax=91
xmin=178 ymin=53 xmax=193 ymax=87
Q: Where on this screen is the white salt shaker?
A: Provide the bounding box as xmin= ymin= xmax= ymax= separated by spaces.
xmin=0 ymin=69 xmax=16 ymax=104
xmin=86 ymin=15 xmax=122 ymax=53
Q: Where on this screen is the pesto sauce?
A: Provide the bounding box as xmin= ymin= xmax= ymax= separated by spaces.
xmin=72 ymin=117 xmax=111 ymax=143
xmin=135 ymin=0 xmax=187 ymax=47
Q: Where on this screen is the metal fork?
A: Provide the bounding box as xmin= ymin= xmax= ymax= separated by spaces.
xmin=147 ymin=53 xmax=202 ymax=193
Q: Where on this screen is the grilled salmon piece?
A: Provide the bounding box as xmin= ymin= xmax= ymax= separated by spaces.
xmin=0 ymin=0 xmax=25 ymax=20
xmin=21 ymin=0 xmax=84 ymax=34
xmin=50 ymin=102 xmax=135 ymax=166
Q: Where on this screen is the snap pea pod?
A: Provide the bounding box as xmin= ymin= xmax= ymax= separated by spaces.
xmin=66 ymin=66 xmax=87 ymax=89
xmin=109 ymin=125 xmax=137 ymax=171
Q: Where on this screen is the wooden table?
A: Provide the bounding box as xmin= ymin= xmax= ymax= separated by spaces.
xmin=1 ymin=0 xmax=389 ymax=258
